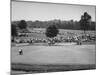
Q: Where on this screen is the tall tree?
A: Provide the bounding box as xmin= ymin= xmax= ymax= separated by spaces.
xmin=45 ymin=25 xmax=59 ymax=45
xmin=18 ymin=20 xmax=27 ymax=29
xmin=45 ymin=25 xmax=59 ymax=38
xmin=79 ymin=12 xmax=91 ymax=33
xmin=11 ymin=24 xmax=17 ymax=42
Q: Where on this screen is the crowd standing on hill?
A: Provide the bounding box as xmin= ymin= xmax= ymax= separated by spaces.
xmin=12 ymin=32 xmax=95 ymax=46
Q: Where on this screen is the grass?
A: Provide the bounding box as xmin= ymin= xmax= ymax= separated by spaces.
xmin=11 ymin=63 xmax=96 ymax=74
xmin=11 ymin=45 xmax=96 ymax=74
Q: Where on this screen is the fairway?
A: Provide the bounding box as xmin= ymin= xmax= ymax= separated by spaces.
xmin=11 ymin=45 xmax=95 ymax=65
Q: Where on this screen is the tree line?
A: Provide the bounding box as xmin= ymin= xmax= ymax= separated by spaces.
xmin=12 ymin=12 xmax=96 ymax=31
xmin=11 ymin=12 xmax=96 ymax=38
xmin=12 ymin=19 xmax=95 ymax=30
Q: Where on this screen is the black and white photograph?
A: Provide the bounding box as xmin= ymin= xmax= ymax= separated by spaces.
xmin=11 ymin=0 xmax=96 ymax=74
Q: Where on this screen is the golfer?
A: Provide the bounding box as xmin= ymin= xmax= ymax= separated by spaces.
xmin=19 ymin=48 xmax=23 ymax=55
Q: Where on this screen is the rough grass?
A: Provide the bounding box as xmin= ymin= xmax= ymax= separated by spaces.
xmin=11 ymin=63 xmax=96 ymax=74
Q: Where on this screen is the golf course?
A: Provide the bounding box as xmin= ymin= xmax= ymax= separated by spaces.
xmin=11 ymin=43 xmax=96 ymax=74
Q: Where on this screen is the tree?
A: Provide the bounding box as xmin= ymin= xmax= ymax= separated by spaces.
xmin=18 ymin=20 xmax=27 ymax=29
xmin=45 ymin=25 xmax=59 ymax=45
xmin=79 ymin=12 xmax=91 ymax=33
xmin=11 ymin=24 xmax=17 ymax=42
xmin=45 ymin=25 xmax=59 ymax=38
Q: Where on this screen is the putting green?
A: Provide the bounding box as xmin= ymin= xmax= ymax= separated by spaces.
xmin=11 ymin=45 xmax=96 ymax=65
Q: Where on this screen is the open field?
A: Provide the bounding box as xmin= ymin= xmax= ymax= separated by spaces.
xmin=11 ymin=44 xmax=96 ymax=74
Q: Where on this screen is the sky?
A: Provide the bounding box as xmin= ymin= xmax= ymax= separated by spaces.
xmin=11 ymin=1 xmax=96 ymax=21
